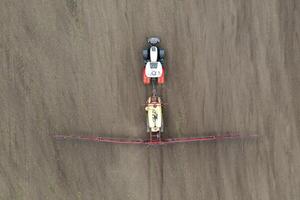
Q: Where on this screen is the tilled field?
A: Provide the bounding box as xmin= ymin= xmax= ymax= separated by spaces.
xmin=0 ymin=0 xmax=299 ymax=199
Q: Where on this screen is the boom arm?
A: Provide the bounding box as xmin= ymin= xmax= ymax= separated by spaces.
xmin=160 ymin=133 xmax=257 ymax=144
xmin=53 ymin=133 xmax=257 ymax=145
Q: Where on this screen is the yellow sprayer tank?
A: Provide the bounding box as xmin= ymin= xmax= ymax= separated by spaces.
xmin=145 ymin=96 xmax=162 ymax=132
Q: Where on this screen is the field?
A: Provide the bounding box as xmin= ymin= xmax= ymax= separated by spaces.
xmin=0 ymin=0 xmax=299 ymax=199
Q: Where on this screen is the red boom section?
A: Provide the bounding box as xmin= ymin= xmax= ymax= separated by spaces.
xmin=53 ymin=133 xmax=257 ymax=145
xmin=54 ymin=135 xmax=145 ymax=144
xmin=160 ymin=133 xmax=257 ymax=144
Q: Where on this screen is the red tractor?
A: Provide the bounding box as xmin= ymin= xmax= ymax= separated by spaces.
xmin=142 ymin=37 xmax=165 ymax=85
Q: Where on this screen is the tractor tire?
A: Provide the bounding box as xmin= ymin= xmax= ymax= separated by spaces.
xmin=159 ymin=48 xmax=165 ymax=60
xmin=143 ymin=49 xmax=149 ymax=60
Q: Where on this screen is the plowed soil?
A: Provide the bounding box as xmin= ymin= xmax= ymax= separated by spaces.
xmin=1 ymin=0 xmax=299 ymax=199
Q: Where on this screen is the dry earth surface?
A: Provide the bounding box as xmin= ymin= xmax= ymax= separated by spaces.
xmin=0 ymin=0 xmax=299 ymax=199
